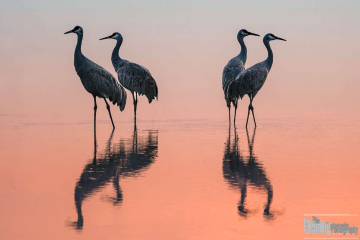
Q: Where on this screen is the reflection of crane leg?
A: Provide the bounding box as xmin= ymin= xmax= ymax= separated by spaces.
xmin=112 ymin=169 xmax=123 ymax=204
xmin=74 ymin=187 xmax=84 ymax=229
xmin=104 ymin=98 xmax=115 ymax=129
xmin=264 ymin=184 xmax=273 ymax=215
xmin=93 ymin=95 xmax=97 ymax=132
xmin=238 ymin=181 xmax=247 ymax=214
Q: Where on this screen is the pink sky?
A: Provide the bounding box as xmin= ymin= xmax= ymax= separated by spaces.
xmin=0 ymin=1 xmax=359 ymax=122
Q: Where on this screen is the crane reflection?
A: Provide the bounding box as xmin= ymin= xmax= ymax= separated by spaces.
xmin=70 ymin=125 xmax=158 ymax=230
xmin=223 ymin=127 xmax=274 ymax=219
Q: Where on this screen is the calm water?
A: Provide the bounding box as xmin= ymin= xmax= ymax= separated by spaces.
xmin=0 ymin=113 xmax=359 ymax=239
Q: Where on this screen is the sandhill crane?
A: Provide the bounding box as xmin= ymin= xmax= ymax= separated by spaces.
xmin=100 ymin=32 xmax=158 ymax=121
xmin=223 ymin=127 xmax=274 ymax=218
xmin=64 ymin=26 xmax=127 ymax=130
xmin=223 ymin=29 xmax=259 ymax=124
xmin=227 ymin=33 xmax=286 ymax=127
xmin=70 ymin=125 xmax=158 ymax=230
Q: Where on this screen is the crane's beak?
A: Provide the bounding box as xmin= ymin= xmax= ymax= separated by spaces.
xmin=249 ymin=32 xmax=260 ymax=36
xmin=99 ymin=35 xmax=111 ymax=40
xmin=275 ymin=36 xmax=286 ymax=41
xmin=64 ymin=29 xmax=74 ymax=34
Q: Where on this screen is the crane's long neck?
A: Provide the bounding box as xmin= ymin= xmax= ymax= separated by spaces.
xmin=111 ymin=39 xmax=123 ymax=71
xmin=75 ymin=34 xmax=84 ymax=58
xmin=264 ymin=39 xmax=273 ymax=70
xmin=238 ymin=37 xmax=247 ymax=65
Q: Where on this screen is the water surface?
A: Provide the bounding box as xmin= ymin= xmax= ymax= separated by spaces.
xmin=1 ymin=113 xmax=359 ymax=239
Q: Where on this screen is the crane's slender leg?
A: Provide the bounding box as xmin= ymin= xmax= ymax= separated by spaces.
xmin=104 ymin=98 xmax=115 ymax=129
xmin=246 ymin=94 xmax=257 ymax=128
xmin=246 ymin=95 xmax=251 ymax=128
xmin=135 ymin=92 xmax=138 ymax=114
xmin=227 ymin=100 xmax=231 ymax=125
xmin=250 ymin=94 xmax=257 ymax=127
xmin=93 ymin=95 xmax=97 ymax=133
xmin=251 ymin=106 xmax=257 ymax=128
xmin=132 ymin=92 xmax=137 ymax=122
xmin=234 ymin=99 xmax=238 ymax=125
xmin=228 ymin=106 xmax=231 ymax=125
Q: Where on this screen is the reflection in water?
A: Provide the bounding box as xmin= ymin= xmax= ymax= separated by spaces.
xmin=223 ymin=127 xmax=274 ymax=219
xmin=70 ymin=124 xmax=158 ymax=230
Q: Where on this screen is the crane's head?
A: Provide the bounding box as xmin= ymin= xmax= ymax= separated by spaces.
xmin=237 ymin=29 xmax=260 ymax=40
xmin=264 ymin=33 xmax=286 ymax=42
xmin=99 ymin=32 xmax=123 ymax=42
xmin=64 ymin=26 xmax=83 ymax=35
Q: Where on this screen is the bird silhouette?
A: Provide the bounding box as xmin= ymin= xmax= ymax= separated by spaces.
xmin=222 ymin=29 xmax=259 ymax=124
xmin=227 ymin=33 xmax=286 ymax=127
xmin=69 ymin=124 xmax=158 ymax=230
xmin=65 ymin=26 xmax=127 ymax=130
xmin=100 ymin=32 xmax=158 ymax=122
xmin=222 ymin=127 xmax=274 ymax=219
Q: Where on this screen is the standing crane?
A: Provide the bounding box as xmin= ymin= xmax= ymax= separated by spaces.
xmin=64 ymin=26 xmax=127 ymax=130
xmin=227 ymin=33 xmax=286 ymax=128
xmin=100 ymin=32 xmax=158 ymax=121
xmin=223 ymin=29 xmax=259 ymax=124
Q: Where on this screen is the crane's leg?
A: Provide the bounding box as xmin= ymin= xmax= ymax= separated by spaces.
xmin=227 ymin=100 xmax=231 ymax=125
xmin=104 ymin=98 xmax=115 ymax=129
xmin=234 ymin=99 xmax=238 ymax=125
xmin=246 ymin=94 xmax=257 ymax=128
xmin=250 ymin=94 xmax=257 ymax=127
xmin=93 ymin=95 xmax=97 ymax=133
xmin=246 ymin=95 xmax=251 ymax=128
xmin=251 ymin=106 xmax=257 ymax=128
xmin=132 ymin=92 xmax=137 ymax=121
xmin=135 ymin=93 xmax=138 ymax=120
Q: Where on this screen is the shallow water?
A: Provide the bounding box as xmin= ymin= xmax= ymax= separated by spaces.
xmin=0 ymin=113 xmax=359 ymax=240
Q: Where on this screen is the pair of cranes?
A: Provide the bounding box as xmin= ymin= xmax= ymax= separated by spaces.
xmin=64 ymin=26 xmax=158 ymax=130
xmin=223 ymin=29 xmax=286 ymax=128
xmin=65 ymin=26 xmax=285 ymax=130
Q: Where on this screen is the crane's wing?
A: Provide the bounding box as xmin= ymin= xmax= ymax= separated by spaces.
xmin=222 ymin=60 xmax=244 ymax=93
xmin=88 ymin=62 xmax=127 ymax=111
xmin=117 ymin=62 xmax=158 ymax=103
xmin=227 ymin=64 xmax=268 ymax=100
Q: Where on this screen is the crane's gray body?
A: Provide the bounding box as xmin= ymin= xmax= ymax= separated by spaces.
xmin=227 ymin=37 xmax=273 ymax=101
xmin=111 ymin=38 xmax=158 ymax=104
xmin=234 ymin=61 xmax=270 ymax=99
xmin=222 ymin=36 xmax=247 ymax=107
xmin=74 ymin=34 xmax=127 ymax=111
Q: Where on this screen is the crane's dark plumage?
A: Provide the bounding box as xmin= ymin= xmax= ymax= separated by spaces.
xmin=100 ymin=32 xmax=158 ymax=120
xmin=222 ymin=29 xmax=259 ymax=124
xmin=227 ymin=33 xmax=286 ymax=128
xmin=65 ymin=26 xmax=127 ymax=129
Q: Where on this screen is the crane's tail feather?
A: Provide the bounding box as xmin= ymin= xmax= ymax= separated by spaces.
xmin=226 ymin=80 xmax=242 ymax=102
xmin=141 ymin=78 xmax=158 ymax=104
xmin=109 ymin=84 xmax=127 ymax=112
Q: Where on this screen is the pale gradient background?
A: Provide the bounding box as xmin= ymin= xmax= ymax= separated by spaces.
xmin=1 ymin=1 xmax=360 ymax=240
xmin=1 ymin=0 xmax=360 ymax=121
